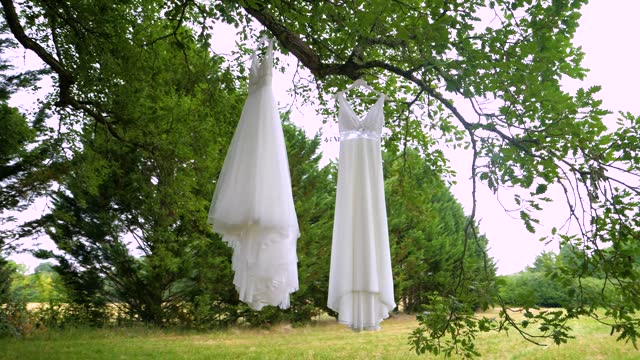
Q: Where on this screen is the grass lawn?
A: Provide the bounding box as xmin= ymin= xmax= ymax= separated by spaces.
xmin=0 ymin=310 xmax=637 ymax=359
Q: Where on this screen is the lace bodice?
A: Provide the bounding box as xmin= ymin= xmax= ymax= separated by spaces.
xmin=337 ymin=92 xmax=385 ymax=141
xmin=248 ymin=38 xmax=273 ymax=90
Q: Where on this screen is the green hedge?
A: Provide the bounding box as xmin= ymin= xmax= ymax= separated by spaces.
xmin=498 ymin=272 xmax=617 ymax=308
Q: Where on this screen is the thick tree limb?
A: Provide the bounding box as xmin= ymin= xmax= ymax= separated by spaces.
xmin=243 ymin=3 xmax=364 ymax=79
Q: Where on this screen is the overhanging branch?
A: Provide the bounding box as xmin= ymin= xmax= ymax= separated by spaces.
xmin=242 ymin=3 xmax=363 ymax=79
xmin=1 ymin=0 xmax=74 ymax=98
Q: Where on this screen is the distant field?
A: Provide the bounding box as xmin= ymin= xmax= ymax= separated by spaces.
xmin=0 ymin=310 xmax=638 ymax=359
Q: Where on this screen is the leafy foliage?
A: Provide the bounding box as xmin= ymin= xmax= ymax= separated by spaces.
xmin=0 ymin=260 xmax=30 ymax=337
xmin=1 ymin=0 xmax=640 ymax=357
xmin=0 ymin=20 xmax=57 ymax=251
xmin=8 ymin=262 xmax=66 ymax=303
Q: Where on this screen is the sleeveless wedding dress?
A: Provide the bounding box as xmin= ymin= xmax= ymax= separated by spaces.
xmin=208 ymin=38 xmax=299 ymax=310
xmin=327 ymin=85 xmax=396 ymax=331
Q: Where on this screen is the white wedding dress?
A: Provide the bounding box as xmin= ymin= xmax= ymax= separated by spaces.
xmin=327 ymin=88 xmax=396 ymax=331
xmin=208 ymin=38 xmax=299 ymax=310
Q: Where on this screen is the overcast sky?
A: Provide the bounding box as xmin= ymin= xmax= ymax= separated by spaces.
xmin=6 ymin=1 xmax=640 ymax=275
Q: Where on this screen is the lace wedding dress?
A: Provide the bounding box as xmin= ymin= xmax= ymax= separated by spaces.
xmin=208 ymin=38 xmax=299 ymax=310
xmin=327 ymin=84 xmax=396 ymax=331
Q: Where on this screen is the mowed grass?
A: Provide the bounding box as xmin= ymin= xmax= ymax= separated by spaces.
xmin=0 ymin=310 xmax=638 ymax=359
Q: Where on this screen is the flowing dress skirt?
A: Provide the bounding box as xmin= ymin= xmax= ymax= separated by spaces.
xmin=208 ymin=76 xmax=299 ymax=310
xmin=328 ymin=138 xmax=396 ymax=330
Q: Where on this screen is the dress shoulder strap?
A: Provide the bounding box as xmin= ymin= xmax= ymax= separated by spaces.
xmin=250 ymin=36 xmax=274 ymax=71
xmin=257 ymin=35 xmax=273 ymax=54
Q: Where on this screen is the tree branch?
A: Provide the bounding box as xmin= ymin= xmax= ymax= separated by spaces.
xmin=242 ymin=2 xmax=363 ymax=79
xmin=1 ymin=0 xmax=74 ymax=99
xmin=1 ymin=0 xmax=153 ymax=153
xmin=1 ymin=1 xmax=73 ymax=104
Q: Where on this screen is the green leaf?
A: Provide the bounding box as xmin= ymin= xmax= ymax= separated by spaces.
xmin=534 ymin=183 xmax=548 ymax=195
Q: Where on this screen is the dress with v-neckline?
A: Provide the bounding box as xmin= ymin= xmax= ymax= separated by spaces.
xmin=248 ymin=42 xmax=273 ymax=91
xmin=337 ymin=92 xmax=386 ymax=125
xmin=328 ymin=88 xmax=396 ymax=331
xmin=336 ymin=92 xmax=386 ymax=141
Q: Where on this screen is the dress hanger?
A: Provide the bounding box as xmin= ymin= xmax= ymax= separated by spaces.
xmin=257 ymin=34 xmax=272 ymax=49
xmin=335 ymin=79 xmax=387 ymax=101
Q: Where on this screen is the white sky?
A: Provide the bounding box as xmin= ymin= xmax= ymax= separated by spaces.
xmin=6 ymin=1 xmax=640 ymax=275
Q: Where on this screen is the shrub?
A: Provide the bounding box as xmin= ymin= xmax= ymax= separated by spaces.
xmin=498 ymin=272 xmax=618 ymax=308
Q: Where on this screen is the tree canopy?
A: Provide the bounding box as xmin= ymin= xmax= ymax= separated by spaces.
xmin=1 ymin=0 xmax=639 ymax=357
